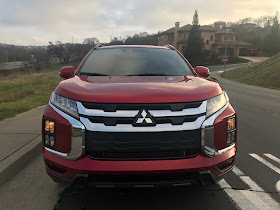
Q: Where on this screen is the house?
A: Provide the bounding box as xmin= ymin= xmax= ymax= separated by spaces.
xmin=158 ymin=22 xmax=253 ymax=56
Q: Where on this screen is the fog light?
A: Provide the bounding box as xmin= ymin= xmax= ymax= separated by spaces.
xmin=44 ymin=119 xmax=56 ymax=148
xmin=227 ymin=131 xmax=236 ymax=145
xmin=45 ymin=134 xmax=50 ymax=145
xmin=49 ymin=136 xmax=55 ymax=147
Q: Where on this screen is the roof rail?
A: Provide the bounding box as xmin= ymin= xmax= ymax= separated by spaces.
xmin=164 ymin=45 xmax=176 ymax=50
xmin=93 ymin=43 xmax=103 ymax=50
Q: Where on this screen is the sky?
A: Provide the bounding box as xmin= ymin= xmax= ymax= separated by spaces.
xmin=0 ymin=0 xmax=279 ymax=46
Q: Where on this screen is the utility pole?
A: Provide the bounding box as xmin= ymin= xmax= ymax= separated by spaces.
xmin=14 ymin=45 xmax=16 ymax=61
xmin=224 ymin=29 xmax=230 ymax=71
xmin=6 ymin=47 xmax=8 ymax=62
xmin=31 ymin=55 xmax=34 ymax=72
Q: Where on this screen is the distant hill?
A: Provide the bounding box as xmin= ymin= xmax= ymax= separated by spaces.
xmin=221 ymin=53 xmax=280 ymax=90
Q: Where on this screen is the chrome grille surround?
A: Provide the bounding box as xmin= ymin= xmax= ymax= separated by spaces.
xmin=77 ymin=101 xmax=207 ymax=132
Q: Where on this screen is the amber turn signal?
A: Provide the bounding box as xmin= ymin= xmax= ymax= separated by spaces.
xmin=45 ymin=120 xmax=55 ymax=134
xmin=227 ymin=118 xmax=235 ymax=131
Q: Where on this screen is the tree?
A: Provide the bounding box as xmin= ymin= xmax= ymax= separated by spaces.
xmin=212 ymin=21 xmax=227 ymax=29
xmin=48 ymin=42 xmax=76 ymax=64
xmin=48 ymin=42 xmax=63 ymax=63
xmin=183 ymin=10 xmax=205 ymax=67
xmin=83 ymin=37 xmax=100 ymax=46
xmin=260 ymin=12 xmax=280 ymax=55
xmin=124 ymin=32 xmax=159 ymax=45
xmin=270 ymin=12 xmax=280 ymax=54
xmin=107 ymin=37 xmax=125 ymax=45
xmin=25 ymin=48 xmax=50 ymax=71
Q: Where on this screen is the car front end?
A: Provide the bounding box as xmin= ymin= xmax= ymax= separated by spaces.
xmin=42 ymin=45 xmax=237 ymax=187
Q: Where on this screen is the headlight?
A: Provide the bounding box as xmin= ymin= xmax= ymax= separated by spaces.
xmin=50 ymin=92 xmax=79 ymax=118
xmin=206 ymin=92 xmax=228 ymax=118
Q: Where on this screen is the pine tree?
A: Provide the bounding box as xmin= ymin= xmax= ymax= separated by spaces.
xmin=184 ymin=10 xmax=205 ymax=67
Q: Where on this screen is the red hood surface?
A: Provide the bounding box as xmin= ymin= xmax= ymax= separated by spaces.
xmin=55 ymin=76 xmax=222 ymax=103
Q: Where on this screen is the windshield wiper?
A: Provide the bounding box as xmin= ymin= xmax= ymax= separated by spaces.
xmin=79 ymin=72 xmax=109 ymax=76
xmin=126 ymin=72 xmax=169 ymax=76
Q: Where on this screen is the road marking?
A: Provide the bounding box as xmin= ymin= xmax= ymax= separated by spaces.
xmin=240 ymin=176 xmax=262 ymax=191
xmin=218 ymin=179 xmax=256 ymax=210
xmin=276 ymin=181 xmax=280 ymax=193
xmin=238 ymin=189 xmax=272 ymax=209
xmin=231 ymin=167 xmax=280 ymax=209
xmin=240 ymin=176 xmax=280 ymax=209
xmin=232 ymin=166 xmax=244 ymax=176
xmin=249 ymin=154 xmax=280 ymax=175
xmin=275 ymin=180 xmax=280 ymax=193
xmin=264 ymin=154 xmax=280 ymax=164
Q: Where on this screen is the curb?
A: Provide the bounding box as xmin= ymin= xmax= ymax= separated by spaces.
xmin=211 ymin=71 xmax=280 ymax=96
xmin=0 ymin=135 xmax=42 ymax=188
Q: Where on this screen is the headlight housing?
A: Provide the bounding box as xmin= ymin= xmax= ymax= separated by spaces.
xmin=50 ymin=92 xmax=79 ymax=118
xmin=206 ymin=92 xmax=229 ymax=118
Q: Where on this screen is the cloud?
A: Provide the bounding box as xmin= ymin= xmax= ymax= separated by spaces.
xmin=0 ymin=0 xmax=279 ymax=45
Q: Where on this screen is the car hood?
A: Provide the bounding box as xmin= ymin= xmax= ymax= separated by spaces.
xmin=55 ymin=76 xmax=222 ymax=103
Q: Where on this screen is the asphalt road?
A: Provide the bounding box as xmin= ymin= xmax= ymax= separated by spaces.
xmin=0 ymin=64 xmax=279 ymax=210
xmin=0 ymin=61 xmax=25 ymax=70
xmin=208 ymin=62 xmax=258 ymax=72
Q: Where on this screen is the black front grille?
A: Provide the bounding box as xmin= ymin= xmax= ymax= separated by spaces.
xmin=85 ymin=130 xmax=201 ymax=160
xmin=85 ymin=114 xmax=204 ymax=126
xmin=82 ymin=101 xmax=203 ymax=112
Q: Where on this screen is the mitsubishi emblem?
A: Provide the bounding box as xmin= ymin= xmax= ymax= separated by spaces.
xmin=133 ymin=109 xmax=156 ymax=127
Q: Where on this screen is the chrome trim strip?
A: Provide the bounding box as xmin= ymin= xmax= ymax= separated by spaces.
xmin=216 ymin=144 xmax=236 ymax=155
xmin=202 ymin=103 xmax=229 ymax=128
xmin=204 ymin=144 xmax=235 ymax=157
xmin=45 ymin=147 xmax=67 ymax=157
xmin=48 ymin=103 xmax=85 ymax=160
xmin=77 ymin=101 xmax=207 ymax=117
xmin=201 ymin=103 xmax=231 ymax=157
xmin=149 ymin=101 xmax=207 ymax=117
xmin=77 ymin=102 xmax=138 ymax=117
xmin=80 ymin=116 xmax=205 ymax=132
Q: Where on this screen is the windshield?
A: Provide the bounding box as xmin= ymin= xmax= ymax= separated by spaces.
xmin=78 ymin=48 xmax=194 ymax=76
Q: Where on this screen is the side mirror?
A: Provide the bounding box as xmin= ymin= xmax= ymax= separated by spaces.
xmin=59 ymin=66 xmax=74 ymax=79
xmin=196 ymin=66 xmax=210 ymax=78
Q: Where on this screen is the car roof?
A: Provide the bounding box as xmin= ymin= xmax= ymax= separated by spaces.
xmin=97 ymin=45 xmax=172 ymax=50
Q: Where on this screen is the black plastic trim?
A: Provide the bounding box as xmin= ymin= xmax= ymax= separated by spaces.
xmin=83 ymin=113 xmax=205 ymax=126
xmin=81 ymin=101 xmax=203 ymax=112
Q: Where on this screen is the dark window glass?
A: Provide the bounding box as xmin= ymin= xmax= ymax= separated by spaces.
xmin=79 ymin=48 xmax=193 ymax=76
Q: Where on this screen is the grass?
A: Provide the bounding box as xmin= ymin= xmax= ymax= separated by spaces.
xmin=0 ymin=62 xmax=80 ymax=121
xmin=0 ymin=70 xmax=63 ymax=120
xmin=221 ymin=53 xmax=280 ymax=90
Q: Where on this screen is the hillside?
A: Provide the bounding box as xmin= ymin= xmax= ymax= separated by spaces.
xmin=221 ymin=53 xmax=280 ymax=90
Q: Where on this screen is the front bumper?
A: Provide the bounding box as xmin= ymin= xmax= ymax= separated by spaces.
xmin=44 ymin=144 xmax=236 ymax=185
xmin=43 ymin=101 xmax=237 ymax=185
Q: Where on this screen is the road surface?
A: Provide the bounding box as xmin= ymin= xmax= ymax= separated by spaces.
xmin=0 ymin=65 xmax=279 ymax=210
xmin=238 ymin=56 xmax=269 ymax=63
xmin=0 ymin=61 xmax=25 ymax=70
xmin=208 ymin=62 xmax=258 ymax=72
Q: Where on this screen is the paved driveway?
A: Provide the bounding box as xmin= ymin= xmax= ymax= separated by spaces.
xmin=238 ymin=56 xmax=270 ymax=62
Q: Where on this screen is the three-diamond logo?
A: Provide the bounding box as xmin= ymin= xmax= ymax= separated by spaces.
xmin=133 ymin=109 xmax=156 ymax=127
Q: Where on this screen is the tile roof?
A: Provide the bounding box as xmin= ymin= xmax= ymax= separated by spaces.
xmin=216 ymin=29 xmax=236 ymax=34
xmin=213 ymin=41 xmax=253 ymax=46
xmin=161 ymin=24 xmax=217 ymax=34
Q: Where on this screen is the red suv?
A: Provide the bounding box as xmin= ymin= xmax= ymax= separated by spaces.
xmin=42 ymin=45 xmax=237 ymax=187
